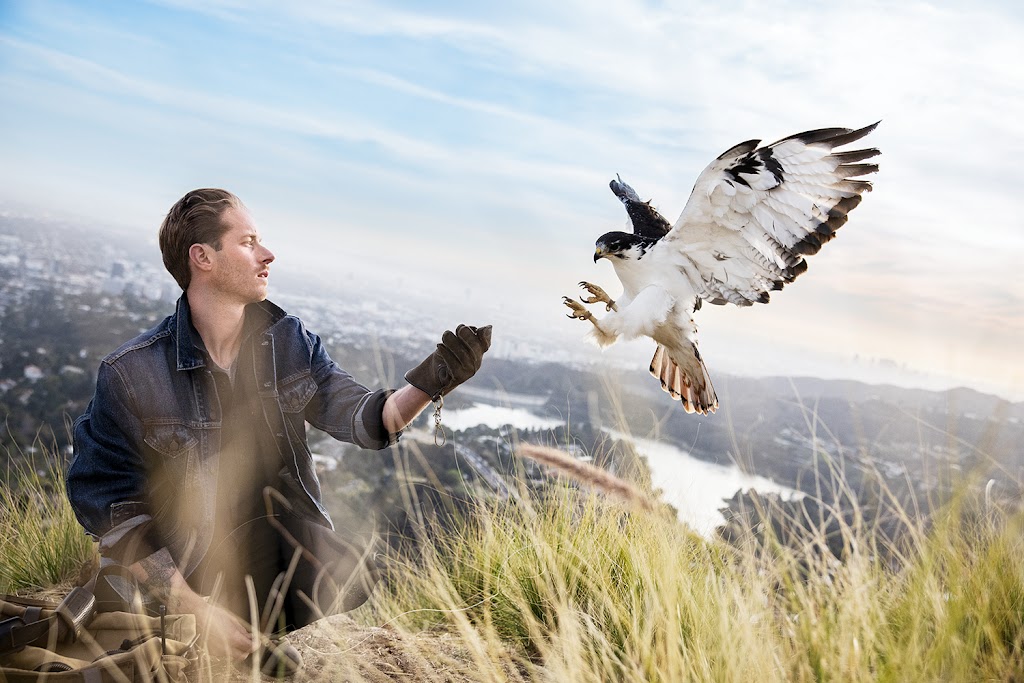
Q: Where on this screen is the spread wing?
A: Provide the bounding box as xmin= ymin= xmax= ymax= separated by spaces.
xmin=663 ymin=123 xmax=880 ymax=306
xmin=610 ymin=175 xmax=672 ymax=239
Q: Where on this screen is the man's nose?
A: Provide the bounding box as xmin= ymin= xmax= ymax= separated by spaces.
xmin=260 ymin=245 xmax=275 ymax=263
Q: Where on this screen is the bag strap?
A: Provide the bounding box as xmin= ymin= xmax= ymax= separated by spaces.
xmin=53 ymin=587 xmax=95 ymax=642
xmin=1 ymin=562 xmax=154 ymax=657
xmin=0 ymin=587 xmax=95 ymax=656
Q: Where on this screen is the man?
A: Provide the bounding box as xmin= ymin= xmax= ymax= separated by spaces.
xmin=66 ymin=189 xmax=491 ymax=666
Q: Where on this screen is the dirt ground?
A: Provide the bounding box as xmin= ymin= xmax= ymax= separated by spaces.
xmin=217 ymin=614 xmax=521 ymax=683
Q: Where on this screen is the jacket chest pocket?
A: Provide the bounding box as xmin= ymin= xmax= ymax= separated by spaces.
xmin=142 ymin=423 xmax=204 ymax=545
xmin=144 ymin=423 xmax=200 ymax=459
xmin=278 ymin=374 xmax=317 ymax=414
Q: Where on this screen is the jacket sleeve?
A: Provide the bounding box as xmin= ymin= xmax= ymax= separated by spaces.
xmin=301 ymin=330 xmax=397 ymax=450
xmin=66 ymin=361 xmax=164 ymax=564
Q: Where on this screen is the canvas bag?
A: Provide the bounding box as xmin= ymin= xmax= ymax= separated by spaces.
xmin=0 ymin=590 xmax=197 ymax=682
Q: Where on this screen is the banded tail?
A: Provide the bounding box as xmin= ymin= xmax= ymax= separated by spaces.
xmin=649 ymin=343 xmax=718 ymax=414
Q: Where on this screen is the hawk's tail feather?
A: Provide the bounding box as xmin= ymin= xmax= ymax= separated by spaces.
xmin=649 ymin=344 xmax=718 ymax=415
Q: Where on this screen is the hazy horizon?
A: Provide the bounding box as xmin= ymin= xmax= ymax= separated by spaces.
xmin=2 ymin=207 xmax=1019 ymax=404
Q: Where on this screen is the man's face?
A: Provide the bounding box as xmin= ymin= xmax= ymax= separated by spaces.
xmin=207 ymin=207 xmax=275 ymax=304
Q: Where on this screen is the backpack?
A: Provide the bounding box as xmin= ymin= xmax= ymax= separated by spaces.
xmin=0 ymin=583 xmax=197 ymax=682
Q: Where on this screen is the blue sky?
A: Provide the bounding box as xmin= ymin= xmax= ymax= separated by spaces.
xmin=1 ymin=0 xmax=1022 ymax=400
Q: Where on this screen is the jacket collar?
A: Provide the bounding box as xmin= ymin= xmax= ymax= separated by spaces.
xmin=173 ymin=294 xmax=288 ymax=371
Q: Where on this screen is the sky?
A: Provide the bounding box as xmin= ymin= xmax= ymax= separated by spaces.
xmin=0 ymin=0 xmax=1022 ymax=401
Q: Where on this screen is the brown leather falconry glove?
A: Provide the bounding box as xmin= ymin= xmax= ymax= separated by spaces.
xmin=405 ymin=324 xmax=492 ymax=401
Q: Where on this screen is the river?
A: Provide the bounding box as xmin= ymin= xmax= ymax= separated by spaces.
xmin=444 ymin=401 xmax=800 ymax=537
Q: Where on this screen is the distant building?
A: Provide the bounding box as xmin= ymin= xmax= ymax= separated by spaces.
xmin=141 ymin=283 xmax=163 ymax=300
xmin=24 ymin=258 xmax=46 ymax=273
xmin=102 ymin=277 xmax=126 ymax=296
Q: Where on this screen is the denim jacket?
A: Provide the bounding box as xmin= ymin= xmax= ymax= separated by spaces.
xmin=67 ymin=295 xmax=394 ymax=577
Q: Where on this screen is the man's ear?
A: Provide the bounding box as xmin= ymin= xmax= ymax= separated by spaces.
xmin=188 ymin=243 xmax=215 ymax=273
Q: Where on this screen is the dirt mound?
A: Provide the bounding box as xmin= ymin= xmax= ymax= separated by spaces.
xmin=223 ymin=614 xmax=505 ymax=682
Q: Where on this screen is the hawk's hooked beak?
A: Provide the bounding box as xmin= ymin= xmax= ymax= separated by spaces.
xmin=594 ymin=246 xmax=606 ymax=263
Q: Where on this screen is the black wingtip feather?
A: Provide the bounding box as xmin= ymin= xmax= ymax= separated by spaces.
xmin=825 ymin=212 xmax=849 ymax=231
xmin=781 ymin=267 xmax=802 ymax=284
xmin=793 ymin=233 xmax=824 ymax=256
xmin=717 ymin=139 xmax=760 ymax=160
xmin=820 ymin=122 xmax=880 ymax=148
xmin=773 ymin=121 xmax=880 ymax=149
xmin=830 ymin=195 xmax=862 ymax=216
xmin=833 ymin=148 xmax=881 ymax=164
xmin=837 ymin=163 xmax=880 ymax=178
xmin=776 ymin=127 xmax=851 ymax=146
xmin=813 ymin=221 xmax=835 ymax=236
xmin=841 ymin=179 xmax=874 ymax=194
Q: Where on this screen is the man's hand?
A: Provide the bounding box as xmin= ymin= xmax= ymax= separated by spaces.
xmin=404 ymin=324 xmax=492 ymax=401
xmin=132 ymin=548 xmax=258 ymax=661
xmin=178 ymin=591 xmax=259 ymax=661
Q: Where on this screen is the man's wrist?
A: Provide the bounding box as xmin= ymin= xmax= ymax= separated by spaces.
xmin=383 ymin=385 xmax=432 ymax=434
xmin=130 ymin=547 xmax=193 ymax=609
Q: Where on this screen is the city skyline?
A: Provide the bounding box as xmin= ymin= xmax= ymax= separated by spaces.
xmin=1 ymin=1 xmax=1022 ymax=400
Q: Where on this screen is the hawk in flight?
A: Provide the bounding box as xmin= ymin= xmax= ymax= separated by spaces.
xmin=564 ymin=123 xmax=880 ymax=414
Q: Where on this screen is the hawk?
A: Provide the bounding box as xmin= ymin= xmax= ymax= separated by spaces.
xmin=564 ymin=123 xmax=880 ymax=414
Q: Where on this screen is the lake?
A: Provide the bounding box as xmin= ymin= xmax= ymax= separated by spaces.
xmin=444 ymin=401 xmax=800 ymax=537
xmin=442 ymin=403 xmax=564 ymax=432
xmin=606 ymin=430 xmax=800 ymax=536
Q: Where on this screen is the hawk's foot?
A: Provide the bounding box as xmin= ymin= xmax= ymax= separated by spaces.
xmin=563 ymin=296 xmax=594 ymax=321
xmin=578 ymin=282 xmax=617 ymax=312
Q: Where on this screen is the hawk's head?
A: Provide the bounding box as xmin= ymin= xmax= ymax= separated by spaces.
xmin=594 ymin=231 xmax=659 ymax=263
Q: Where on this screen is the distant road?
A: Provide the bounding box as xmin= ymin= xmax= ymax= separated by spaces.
xmin=403 ymin=429 xmax=513 ymax=500
xmin=454 ymin=443 xmax=512 ymax=499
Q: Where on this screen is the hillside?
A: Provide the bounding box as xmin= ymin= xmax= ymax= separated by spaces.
xmin=4 ymin=219 xmax=1021 ymax=542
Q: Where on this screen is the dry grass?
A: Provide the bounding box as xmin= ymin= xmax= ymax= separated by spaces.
xmin=4 ymin=433 xmax=1023 ymax=682
xmin=365 ymin=437 xmax=1024 ymax=682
